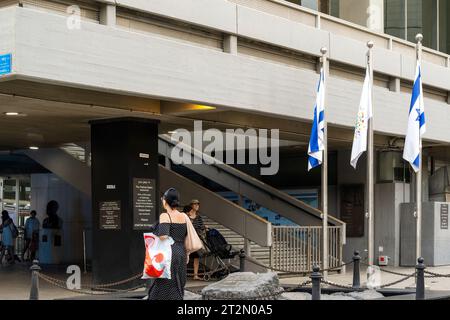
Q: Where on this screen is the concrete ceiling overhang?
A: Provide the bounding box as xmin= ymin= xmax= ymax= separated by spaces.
xmin=0 ymin=79 xmax=448 ymax=160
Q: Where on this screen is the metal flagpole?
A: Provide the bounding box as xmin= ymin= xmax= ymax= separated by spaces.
xmin=367 ymin=41 xmax=375 ymax=266
xmin=415 ymin=33 xmax=423 ymax=261
xmin=320 ymin=47 xmax=329 ymax=279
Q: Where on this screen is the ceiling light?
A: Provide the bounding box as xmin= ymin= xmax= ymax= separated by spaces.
xmin=29 ymin=146 xmax=39 ymax=150
xmin=5 ymin=112 xmax=19 ymax=116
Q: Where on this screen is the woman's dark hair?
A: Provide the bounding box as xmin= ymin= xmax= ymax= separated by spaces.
xmin=182 ymin=205 xmax=192 ymax=214
xmin=30 ymin=210 xmax=37 ymax=216
xmin=162 ymin=188 xmax=180 ymax=209
xmin=1 ymin=210 xmax=9 ymax=222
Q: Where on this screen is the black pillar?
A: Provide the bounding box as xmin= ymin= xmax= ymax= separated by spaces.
xmin=90 ymin=118 xmax=159 ymax=287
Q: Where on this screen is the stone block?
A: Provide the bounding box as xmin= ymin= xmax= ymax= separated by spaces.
xmin=201 ymin=272 xmax=283 ymax=300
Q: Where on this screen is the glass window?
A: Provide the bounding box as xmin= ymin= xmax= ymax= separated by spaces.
xmin=385 ymin=0 xmax=406 ymax=39
xmin=439 ymin=0 xmax=450 ymax=54
xmin=329 ymin=0 xmax=340 ymax=18
xmin=302 ymin=0 xmax=318 ymax=10
xmin=286 ymin=0 xmax=330 ymax=14
xmin=385 ymin=0 xmax=437 ymax=50
xmin=407 ymin=0 xmax=437 ymax=50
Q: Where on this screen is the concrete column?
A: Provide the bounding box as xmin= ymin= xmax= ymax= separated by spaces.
xmin=389 ymin=77 xmax=401 ymax=92
xmin=339 ymin=0 xmax=384 ymax=33
xmin=223 ymin=35 xmax=237 ymax=55
xmin=90 ymin=118 xmax=159 ymax=288
xmin=99 ymin=4 xmax=116 ymax=27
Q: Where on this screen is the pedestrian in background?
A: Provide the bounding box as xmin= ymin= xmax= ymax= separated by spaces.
xmin=0 ymin=210 xmax=19 ymax=265
xmin=185 ymin=199 xmax=207 ymax=280
xmin=23 ymin=210 xmax=40 ymax=261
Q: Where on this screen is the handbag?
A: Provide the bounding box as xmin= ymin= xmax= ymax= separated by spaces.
xmin=9 ymin=223 xmax=19 ymax=239
xmin=184 ymin=214 xmax=204 ymax=256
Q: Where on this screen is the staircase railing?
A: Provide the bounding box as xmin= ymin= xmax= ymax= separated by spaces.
xmin=270 ymin=225 xmax=343 ymax=273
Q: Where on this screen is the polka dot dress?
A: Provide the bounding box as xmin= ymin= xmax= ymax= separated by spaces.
xmin=147 ymin=222 xmax=187 ymax=300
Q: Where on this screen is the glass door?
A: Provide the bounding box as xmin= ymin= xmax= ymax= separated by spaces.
xmin=2 ymin=178 xmax=18 ymax=225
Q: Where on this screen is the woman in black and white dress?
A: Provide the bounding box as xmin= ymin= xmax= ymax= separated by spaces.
xmin=147 ymin=188 xmax=187 ymax=300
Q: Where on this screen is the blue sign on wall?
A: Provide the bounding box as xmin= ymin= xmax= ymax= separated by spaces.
xmin=0 ymin=53 xmax=12 ymax=76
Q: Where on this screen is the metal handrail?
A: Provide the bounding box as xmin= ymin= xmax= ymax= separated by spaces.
xmin=159 ymin=134 xmax=345 ymax=227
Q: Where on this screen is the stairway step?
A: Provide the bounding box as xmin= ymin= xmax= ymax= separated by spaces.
xmin=202 ymin=215 xmax=271 ymax=265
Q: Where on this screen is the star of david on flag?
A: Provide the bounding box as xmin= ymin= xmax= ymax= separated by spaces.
xmin=403 ymin=61 xmax=426 ymax=173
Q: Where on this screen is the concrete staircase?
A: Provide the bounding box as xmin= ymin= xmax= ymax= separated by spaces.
xmin=202 ymin=215 xmax=271 ymax=267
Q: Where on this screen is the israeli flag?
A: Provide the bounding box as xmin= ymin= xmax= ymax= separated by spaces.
xmin=350 ymin=61 xmax=373 ymax=169
xmin=308 ymin=68 xmax=325 ymax=171
xmin=403 ymin=61 xmax=426 ymax=173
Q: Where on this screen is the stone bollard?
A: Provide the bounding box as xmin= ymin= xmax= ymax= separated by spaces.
xmin=310 ymin=266 xmax=322 ymax=301
xmin=352 ymin=251 xmax=361 ymax=289
xmin=416 ymin=257 xmax=425 ymax=300
xmin=239 ymin=249 xmax=246 ymax=272
xmin=29 ymin=260 xmax=41 ymax=300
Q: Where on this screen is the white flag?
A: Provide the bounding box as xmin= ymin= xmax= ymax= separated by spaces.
xmin=350 ymin=62 xmax=373 ymax=169
xmin=403 ymin=61 xmax=426 ymax=172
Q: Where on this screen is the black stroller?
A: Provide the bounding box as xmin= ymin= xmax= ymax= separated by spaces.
xmin=188 ymin=228 xmax=240 ymax=281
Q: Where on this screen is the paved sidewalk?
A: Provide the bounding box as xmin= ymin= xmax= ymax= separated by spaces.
xmin=0 ymin=262 xmax=209 ymax=300
xmin=3 ymin=262 xmax=450 ymax=300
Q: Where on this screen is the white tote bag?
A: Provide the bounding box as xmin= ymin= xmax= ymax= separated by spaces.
xmin=142 ymin=233 xmax=174 ymax=279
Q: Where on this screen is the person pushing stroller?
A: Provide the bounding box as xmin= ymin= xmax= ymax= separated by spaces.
xmin=183 ymin=199 xmax=208 ymax=280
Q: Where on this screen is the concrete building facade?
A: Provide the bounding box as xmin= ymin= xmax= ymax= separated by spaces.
xmin=0 ymin=0 xmax=449 ymax=280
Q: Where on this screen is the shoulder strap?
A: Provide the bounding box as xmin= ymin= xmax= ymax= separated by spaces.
xmin=165 ymin=212 xmax=173 ymax=224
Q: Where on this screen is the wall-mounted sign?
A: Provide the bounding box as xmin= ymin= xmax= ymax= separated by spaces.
xmin=441 ymin=204 xmax=449 ymax=230
xmin=133 ymin=178 xmax=155 ymax=230
xmin=340 ymin=185 xmax=365 ymax=238
xmin=99 ymin=201 xmax=121 ymax=230
xmin=0 ymin=54 xmax=12 ymax=76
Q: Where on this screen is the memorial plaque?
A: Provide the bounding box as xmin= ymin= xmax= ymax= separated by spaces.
xmin=99 ymin=201 xmax=121 ymax=230
xmin=133 ymin=178 xmax=155 ymax=230
xmin=441 ymin=204 xmax=449 ymax=230
xmin=340 ymin=185 xmax=365 ymax=238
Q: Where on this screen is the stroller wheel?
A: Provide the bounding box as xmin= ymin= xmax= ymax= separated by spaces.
xmin=203 ymin=274 xmax=211 ymax=282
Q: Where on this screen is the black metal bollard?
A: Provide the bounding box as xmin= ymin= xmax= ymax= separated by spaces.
xmin=29 ymin=260 xmax=41 ymax=300
xmin=416 ymin=257 xmax=425 ymax=300
xmin=310 ymin=266 xmax=322 ymax=300
xmin=239 ymin=249 xmax=246 ymax=272
xmin=352 ymin=251 xmax=361 ymax=289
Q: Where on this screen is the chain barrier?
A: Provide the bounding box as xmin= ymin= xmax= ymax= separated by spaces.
xmin=378 ymin=273 xmax=416 ymax=289
xmin=423 ymin=270 xmax=450 ymax=278
xmin=37 ymin=272 xmax=146 ymax=296
xmin=360 ymin=262 xmax=413 ymax=277
xmin=244 ymin=256 xmax=351 ymax=275
xmin=320 ymin=279 xmax=356 ymax=290
xmin=186 ymin=267 xmax=228 ymax=279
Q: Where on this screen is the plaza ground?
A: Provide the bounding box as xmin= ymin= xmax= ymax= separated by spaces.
xmin=2 ymin=263 xmax=450 ymax=300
